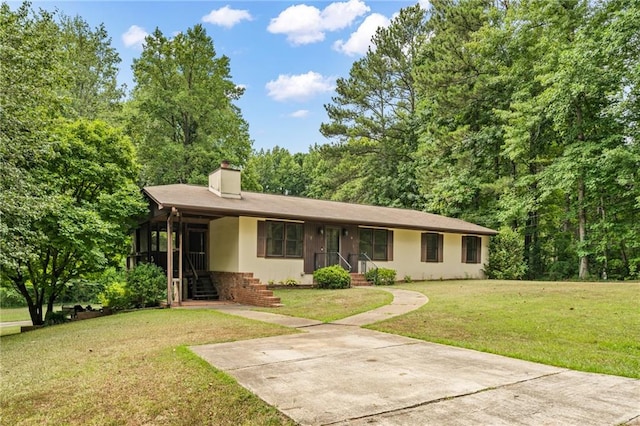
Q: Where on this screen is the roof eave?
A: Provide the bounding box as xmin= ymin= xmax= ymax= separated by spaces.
xmin=151 ymin=201 xmax=498 ymax=235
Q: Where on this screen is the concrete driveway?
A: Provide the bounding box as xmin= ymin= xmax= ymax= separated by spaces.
xmin=191 ymin=288 xmax=640 ymax=425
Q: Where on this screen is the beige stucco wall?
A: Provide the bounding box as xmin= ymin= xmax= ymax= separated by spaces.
xmin=376 ymin=229 xmax=488 ymax=281
xmin=209 ymin=217 xmax=240 ymax=271
xmin=209 ymin=216 xmax=488 ymax=284
xmin=237 ymin=217 xmax=309 ymax=284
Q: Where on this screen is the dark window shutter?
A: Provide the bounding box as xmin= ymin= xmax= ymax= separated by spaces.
xmin=438 ymin=234 xmax=444 ymax=263
xmin=257 ymin=221 xmax=266 ymax=257
xmin=387 ymin=230 xmax=394 ymax=261
xmin=461 ymin=236 xmax=467 ymax=263
xmin=421 ymin=233 xmax=427 ymax=262
xmin=303 ymin=222 xmax=315 ymax=274
xmin=476 ymin=236 xmax=481 ymax=263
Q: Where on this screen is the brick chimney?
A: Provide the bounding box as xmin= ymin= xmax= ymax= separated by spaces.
xmin=208 ymin=161 xmax=241 ymax=199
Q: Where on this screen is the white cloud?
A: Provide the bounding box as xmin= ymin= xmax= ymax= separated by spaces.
xmin=321 ymin=0 xmax=370 ymax=31
xmin=122 ymin=25 xmax=148 ymax=49
xmin=202 ymin=5 xmax=252 ymax=28
xmin=268 ymin=0 xmax=369 ymax=45
xmin=266 ymin=71 xmax=334 ymax=102
xmin=268 ymin=4 xmax=324 ymax=45
xmin=333 ymin=13 xmax=390 ymax=56
xmin=290 ymin=109 xmax=310 ymax=118
xmin=418 ymin=0 xmax=432 ymax=10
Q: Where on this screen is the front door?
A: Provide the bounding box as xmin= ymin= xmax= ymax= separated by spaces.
xmin=325 ymin=226 xmax=341 ymax=266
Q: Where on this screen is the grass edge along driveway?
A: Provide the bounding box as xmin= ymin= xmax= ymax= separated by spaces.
xmin=0 ymin=308 xmax=297 ymax=425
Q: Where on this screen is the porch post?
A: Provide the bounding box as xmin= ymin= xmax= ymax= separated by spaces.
xmin=177 ymin=214 xmax=183 ymax=305
xmin=166 ymin=212 xmax=173 ymax=306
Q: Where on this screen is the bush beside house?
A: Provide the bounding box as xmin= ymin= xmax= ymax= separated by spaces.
xmin=484 ymin=227 xmax=527 ymax=280
xmin=99 ymin=263 xmax=167 ymax=309
xmin=365 ymin=268 xmax=397 ymax=285
xmin=313 ymin=266 xmax=351 ymax=289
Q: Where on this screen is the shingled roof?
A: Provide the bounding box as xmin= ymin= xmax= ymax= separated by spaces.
xmin=144 ymin=184 xmax=497 ymax=236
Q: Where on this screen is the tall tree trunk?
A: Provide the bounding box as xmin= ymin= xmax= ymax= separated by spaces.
xmin=45 ymin=293 xmax=57 ymax=322
xmin=578 ymin=177 xmax=589 ymax=279
xmin=12 ymin=269 xmax=45 ymax=325
xmin=599 ymin=197 xmax=607 ymax=280
xmin=525 ymin=209 xmax=541 ymax=279
xmin=28 ymin=304 xmax=44 ymax=326
xmin=524 ymin=161 xmax=541 ymax=279
xmin=575 ymin=102 xmax=589 ymax=279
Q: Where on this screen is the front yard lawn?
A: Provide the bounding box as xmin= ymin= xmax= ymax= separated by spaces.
xmin=256 ymin=287 xmax=393 ymax=322
xmin=0 ymin=309 xmax=296 ymax=425
xmin=370 ymin=280 xmax=640 ymax=379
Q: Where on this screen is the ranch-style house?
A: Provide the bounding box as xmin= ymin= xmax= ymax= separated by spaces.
xmin=131 ymin=163 xmax=497 ymax=307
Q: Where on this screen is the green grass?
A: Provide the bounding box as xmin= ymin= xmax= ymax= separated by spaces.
xmin=0 ymin=326 xmax=20 ymax=336
xmin=0 ymin=309 xmax=296 ymax=425
xmin=368 ymin=280 xmax=640 ymax=379
xmin=255 ymin=287 xmax=393 ymax=322
xmin=0 ymin=307 xmax=35 ymax=323
xmin=0 ymin=303 xmax=100 ymax=323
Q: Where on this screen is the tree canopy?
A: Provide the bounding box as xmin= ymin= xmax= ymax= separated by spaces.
xmin=314 ymin=0 xmax=640 ymax=279
xmin=0 ymin=4 xmax=145 ymax=324
xmin=129 ymin=24 xmax=253 ymax=186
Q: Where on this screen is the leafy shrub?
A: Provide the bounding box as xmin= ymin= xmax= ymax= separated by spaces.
xmin=98 ymin=281 xmax=130 ymax=310
xmin=484 ymin=227 xmax=527 ymax=280
xmin=313 ymin=265 xmax=351 ymax=289
xmin=545 ymin=260 xmax=575 ymax=281
xmin=629 ymin=258 xmax=640 ymax=280
xmin=61 ymin=279 xmax=104 ymax=304
xmin=604 ymin=258 xmax=628 ymax=280
xmin=0 ymin=286 xmax=27 ymax=308
xmin=404 ymin=275 xmax=412 ymax=283
xmin=126 ymin=263 xmax=166 ymax=307
xmin=365 ymin=268 xmax=396 ymax=285
xmin=45 ymin=311 xmax=68 ymax=325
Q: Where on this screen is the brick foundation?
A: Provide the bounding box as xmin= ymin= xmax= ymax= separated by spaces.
xmin=211 ymin=271 xmax=281 ymax=307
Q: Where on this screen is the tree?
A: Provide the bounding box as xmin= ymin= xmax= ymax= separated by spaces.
xmin=414 ymin=0 xmax=510 ymax=227
xmin=1 ymin=3 xmax=146 ymax=325
xmin=484 ymin=227 xmax=527 ymax=280
xmin=129 ymin=24 xmax=252 ymax=186
xmin=1 ymin=120 xmax=146 ymax=325
xmin=247 ymin=147 xmax=309 ymax=196
xmin=500 ymin=0 xmax=640 ymax=279
xmin=1 ymin=2 xmax=66 ymax=321
xmin=320 ymin=4 xmax=428 ymax=209
xmin=58 ymin=14 xmax=125 ymax=120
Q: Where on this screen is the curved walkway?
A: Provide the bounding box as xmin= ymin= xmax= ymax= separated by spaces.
xmin=206 ymin=287 xmax=428 ymax=328
xmin=191 ymin=287 xmax=640 ymax=426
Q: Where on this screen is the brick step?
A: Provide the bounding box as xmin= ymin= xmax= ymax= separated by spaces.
xmin=350 ymin=273 xmax=372 ymax=286
xmin=261 ymin=296 xmax=281 ymax=304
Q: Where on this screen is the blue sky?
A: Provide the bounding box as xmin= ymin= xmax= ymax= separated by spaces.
xmin=28 ymin=1 xmax=428 ymax=153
